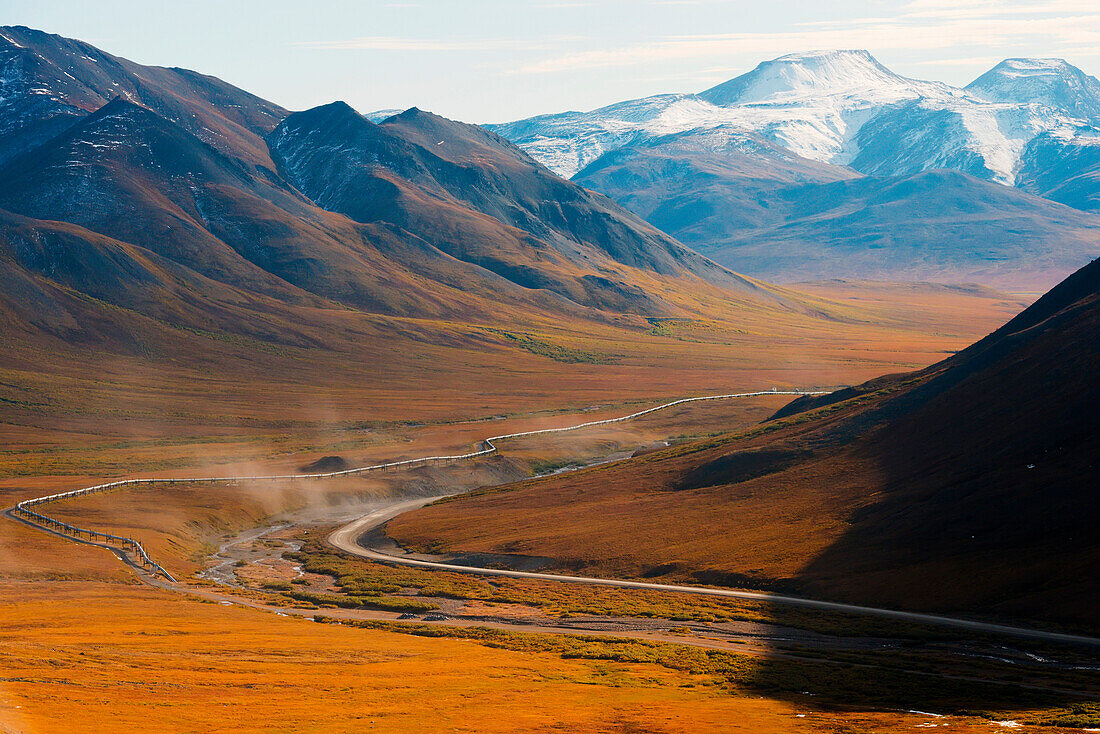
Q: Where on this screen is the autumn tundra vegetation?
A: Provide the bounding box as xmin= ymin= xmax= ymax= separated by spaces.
xmin=1 ymin=22 xmax=1097 ymax=734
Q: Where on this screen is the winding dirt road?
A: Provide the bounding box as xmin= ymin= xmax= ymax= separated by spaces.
xmin=12 ymin=388 xmax=1099 ymax=651
xmin=329 ymin=498 xmax=1100 ymax=649
xmin=11 ymin=391 xmax=820 ymax=581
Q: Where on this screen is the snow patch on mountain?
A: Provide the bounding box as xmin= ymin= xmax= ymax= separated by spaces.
xmin=364 ymin=108 xmax=403 ymax=123
xmin=699 ymin=49 xmax=945 ymax=106
xmin=967 ymin=58 xmax=1100 ymax=122
xmin=491 ymin=50 xmax=1100 ymax=188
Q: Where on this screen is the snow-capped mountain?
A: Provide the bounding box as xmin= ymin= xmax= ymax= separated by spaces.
xmin=699 ymin=48 xmax=942 ymax=106
xmin=489 ymin=50 xmax=1099 ymax=191
xmin=967 ymin=58 xmax=1100 ymax=121
xmin=572 ymin=129 xmax=1100 ymax=291
xmin=499 ymin=50 xmax=1100 ymax=289
xmin=3 ymin=26 xmax=1098 ymax=295
xmin=363 ymin=108 xmax=404 ymax=123
xmin=489 ymin=93 xmax=697 ymax=179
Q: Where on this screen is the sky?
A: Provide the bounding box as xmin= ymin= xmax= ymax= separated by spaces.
xmin=4 ymin=0 xmax=1100 ymax=123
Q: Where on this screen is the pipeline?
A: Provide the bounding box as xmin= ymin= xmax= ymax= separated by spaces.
xmin=12 ymin=390 xmax=826 ymax=582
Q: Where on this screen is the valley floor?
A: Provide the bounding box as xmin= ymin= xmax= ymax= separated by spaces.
xmin=7 ymin=283 xmax=1094 ymax=733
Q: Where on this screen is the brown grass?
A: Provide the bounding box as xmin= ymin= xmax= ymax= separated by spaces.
xmin=0 ymin=582 xmax=1084 ymax=733
xmin=0 ymin=280 xmax=1025 ymax=474
xmin=2 ymin=395 xmax=790 ymax=582
xmin=384 ymin=278 xmax=1096 ymax=626
xmin=0 ymin=281 xmax=1051 ymax=732
xmin=385 ymin=434 xmax=884 ymax=582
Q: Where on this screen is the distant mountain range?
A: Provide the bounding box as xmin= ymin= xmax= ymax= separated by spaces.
xmin=0 ymin=23 xmax=774 ymax=346
xmin=2 ymin=25 xmax=1097 ymax=309
xmin=491 ymin=50 xmax=1100 ymax=289
xmin=492 ymin=50 xmax=1100 ymax=188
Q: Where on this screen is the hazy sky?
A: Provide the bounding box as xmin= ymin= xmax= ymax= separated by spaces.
xmin=4 ymin=0 xmax=1100 ymax=122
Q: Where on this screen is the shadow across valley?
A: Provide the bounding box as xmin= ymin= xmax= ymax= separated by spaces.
xmin=738 ymin=258 xmax=1100 ymax=724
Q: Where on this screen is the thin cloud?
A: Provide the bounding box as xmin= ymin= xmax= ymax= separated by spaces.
xmin=910 ymin=55 xmax=1007 ymax=67
xmin=1048 ymin=45 xmax=1100 ymax=57
xmin=905 ymin=0 xmax=1100 ymax=13
xmin=508 ymin=5 xmax=1100 ymax=74
xmin=296 ymin=35 xmax=585 ymax=52
xmin=296 ymin=37 xmax=488 ymax=51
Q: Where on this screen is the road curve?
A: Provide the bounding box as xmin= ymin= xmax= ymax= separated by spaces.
xmin=329 ymin=498 xmax=1100 ymax=649
xmin=10 ymin=391 xmax=823 ymax=582
xmin=21 ymin=383 xmax=1097 ymax=650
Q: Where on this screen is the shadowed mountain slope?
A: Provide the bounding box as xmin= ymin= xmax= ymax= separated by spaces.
xmin=0 ymin=98 xmax=504 ymax=316
xmin=1015 ymin=132 xmax=1100 ymax=212
xmin=268 ymin=102 xmax=758 ymax=312
xmin=784 ymin=256 xmax=1099 ymax=620
xmin=388 ymin=257 xmax=1100 ymax=625
xmin=0 ymin=25 xmax=286 ymax=168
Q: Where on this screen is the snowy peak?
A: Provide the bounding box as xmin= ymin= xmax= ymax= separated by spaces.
xmin=967 ymin=58 xmax=1100 ymax=120
xmin=700 ymin=50 xmax=919 ymax=106
xmin=986 ymin=57 xmax=1076 ymax=74
xmin=364 ymin=108 xmax=403 ymax=123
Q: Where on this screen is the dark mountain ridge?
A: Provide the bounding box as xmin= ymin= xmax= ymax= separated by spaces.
xmin=268 ymin=101 xmax=761 ymax=312
xmin=0 ymin=25 xmax=286 ymax=168
xmin=786 ymin=256 xmax=1099 ymax=619
xmin=0 ymin=26 xmax=819 ymax=351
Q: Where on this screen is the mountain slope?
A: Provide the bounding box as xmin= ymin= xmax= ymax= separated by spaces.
xmin=493 ymin=51 xmax=1100 ymax=286
xmin=967 ymin=57 xmax=1100 ymax=121
xmin=387 ymin=256 xmax=1100 ymax=624
xmin=1015 ymin=131 xmax=1100 ymax=211
xmin=0 ymin=25 xmax=286 ymax=168
xmin=268 ymin=102 xmax=758 ymax=312
xmin=0 ymin=98 xmax=475 ymax=315
xmin=0 ymin=95 xmax=664 ymax=324
xmin=785 ymin=256 xmax=1099 ymax=619
xmin=572 ymin=127 xmax=858 ymax=239
xmin=379 ymin=107 xmax=748 ymax=285
xmin=575 ymin=132 xmax=1100 ymax=290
